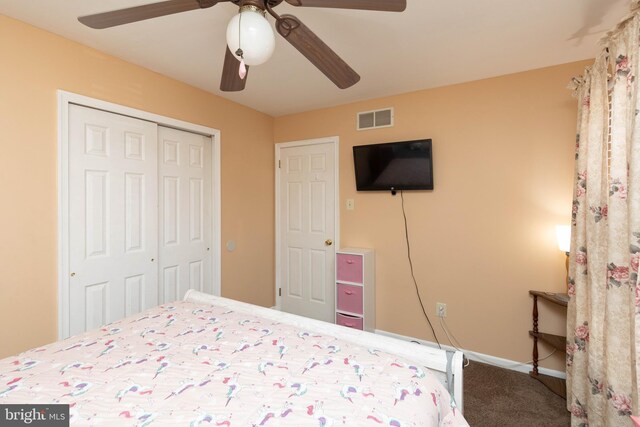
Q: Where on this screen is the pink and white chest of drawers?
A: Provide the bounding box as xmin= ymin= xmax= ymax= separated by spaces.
xmin=335 ymin=248 xmax=375 ymax=332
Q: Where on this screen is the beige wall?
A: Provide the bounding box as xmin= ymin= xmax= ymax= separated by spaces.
xmin=274 ymin=61 xmax=586 ymax=371
xmin=0 ymin=15 xmax=275 ymax=358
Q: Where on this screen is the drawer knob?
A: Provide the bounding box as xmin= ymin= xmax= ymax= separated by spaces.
xmin=345 ymin=323 xmax=354 ymax=327
xmin=346 ymin=260 xmax=354 ymax=264
xmin=345 ymin=290 xmax=354 ymax=295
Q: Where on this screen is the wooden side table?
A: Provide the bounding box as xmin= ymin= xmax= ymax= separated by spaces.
xmin=529 ymin=290 xmax=568 ymax=398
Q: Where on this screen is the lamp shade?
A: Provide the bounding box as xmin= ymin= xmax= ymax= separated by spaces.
xmin=555 ymin=225 xmax=571 ymax=253
xmin=226 ymin=6 xmax=275 ymax=66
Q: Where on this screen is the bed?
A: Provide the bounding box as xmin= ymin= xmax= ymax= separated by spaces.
xmin=0 ymin=291 xmax=468 ymax=426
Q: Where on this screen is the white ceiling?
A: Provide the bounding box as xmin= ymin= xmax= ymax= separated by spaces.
xmin=0 ymin=0 xmax=629 ymax=116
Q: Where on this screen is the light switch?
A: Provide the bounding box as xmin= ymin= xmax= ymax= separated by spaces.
xmin=346 ymin=199 xmax=355 ymax=210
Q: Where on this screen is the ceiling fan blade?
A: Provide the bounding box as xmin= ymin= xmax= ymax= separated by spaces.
xmin=276 ymin=14 xmax=360 ymax=89
xmin=78 ymin=0 xmax=220 ymax=29
xmin=284 ymin=0 xmax=405 ymax=12
xmin=220 ymin=47 xmax=249 ymax=92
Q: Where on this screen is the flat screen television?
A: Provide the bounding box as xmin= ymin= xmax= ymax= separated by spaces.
xmin=353 ymin=139 xmax=433 ymax=191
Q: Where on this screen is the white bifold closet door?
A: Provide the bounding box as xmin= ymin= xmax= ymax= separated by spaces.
xmin=158 ymin=126 xmax=212 ymax=303
xmin=69 ymin=105 xmax=158 ymax=336
xmin=68 ymin=105 xmax=212 ymax=336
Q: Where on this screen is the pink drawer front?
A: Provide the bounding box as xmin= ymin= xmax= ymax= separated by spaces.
xmin=336 ymin=253 xmax=363 ymax=283
xmin=336 ymin=313 xmax=363 ymax=330
xmin=337 ymin=283 xmax=363 ymax=315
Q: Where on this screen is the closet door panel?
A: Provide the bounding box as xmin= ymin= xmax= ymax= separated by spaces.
xmin=68 ymin=105 xmax=158 ymax=336
xmin=158 ymin=127 xmax=212 ymax=303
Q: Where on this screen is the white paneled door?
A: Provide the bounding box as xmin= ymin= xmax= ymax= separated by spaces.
xmin=158 ymin=127 xmax=212 ymax=303
xmin=67 ymin=105 xmax=213 ymax=337
xmin=279 ymin=141 xmax=336 ymax=323
xmin=69 ymin=105 xmax=158 ymax=336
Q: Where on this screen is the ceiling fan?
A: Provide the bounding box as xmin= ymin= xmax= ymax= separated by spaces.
xmin=78 ymin=0 xmax=406 ymax=92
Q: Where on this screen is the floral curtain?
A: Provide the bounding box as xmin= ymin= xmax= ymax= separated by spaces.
xmin=566 ymin=3 xmax=640 ymax=426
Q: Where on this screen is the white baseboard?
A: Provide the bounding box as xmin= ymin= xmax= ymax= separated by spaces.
xmin=375 ymin=329 xmax=566 ymax=380
xmin=271 ymin=305 xmax=280 ymax=311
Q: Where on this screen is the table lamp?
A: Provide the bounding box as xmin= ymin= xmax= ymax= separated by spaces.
xmin=556 ymin=225 xmax=571 ymax=292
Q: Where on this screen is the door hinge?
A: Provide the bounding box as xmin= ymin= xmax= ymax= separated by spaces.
xmin=278 ymin=160 xmax=281 ymax=169
xmin=278 ymin=288 xmax=282 ymax=297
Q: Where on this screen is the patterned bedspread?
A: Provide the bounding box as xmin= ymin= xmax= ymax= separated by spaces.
xmin=0 ymin=300 xmax=468 ymax=426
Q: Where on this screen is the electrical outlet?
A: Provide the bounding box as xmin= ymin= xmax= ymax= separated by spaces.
xmin=346 ymin=199 xmax=355 ymax=210
xmin=436 ymin=302 xmax=447 ymax=318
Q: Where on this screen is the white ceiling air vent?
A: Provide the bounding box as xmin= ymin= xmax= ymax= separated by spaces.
xmin=357 ymin=107 xmax=394 ymax=131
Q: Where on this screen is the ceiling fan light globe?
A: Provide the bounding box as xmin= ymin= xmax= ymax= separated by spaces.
xmin=226 ymin=9 xmax=275 ymax=66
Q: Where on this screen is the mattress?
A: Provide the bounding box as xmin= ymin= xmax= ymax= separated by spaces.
xmin=0 ymin=296 xmax=468 ymax=426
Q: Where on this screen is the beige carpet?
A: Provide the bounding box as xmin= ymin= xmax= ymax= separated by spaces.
xmin=463 ymin=361 xmax=570 ymax=426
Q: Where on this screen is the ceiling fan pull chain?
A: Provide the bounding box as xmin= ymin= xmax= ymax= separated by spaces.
xmin=235 ymin=10 xmax=247 ymax=80
xmin=239 ymin=59 xmax=247 ymax=79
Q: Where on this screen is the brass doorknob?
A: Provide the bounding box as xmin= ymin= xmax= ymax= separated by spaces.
xmin=325 ymin=239 xmax=333 ymax=246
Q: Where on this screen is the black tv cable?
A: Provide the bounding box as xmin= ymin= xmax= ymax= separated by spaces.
xmin=400 ymin=190 xmax=441 ymax=349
